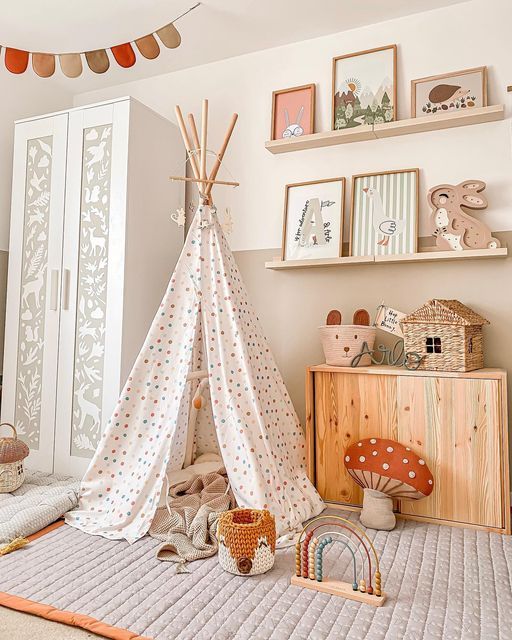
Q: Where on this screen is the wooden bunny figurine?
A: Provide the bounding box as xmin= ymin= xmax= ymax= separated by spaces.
xmin=427 ymin=180 xmax=500 ymax=251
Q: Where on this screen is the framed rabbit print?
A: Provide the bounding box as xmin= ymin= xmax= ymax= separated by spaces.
xmin=350 ymin=168 xmax=419 ymax=257
xmin=282 ymin=177 xmax=345 ymax=262
xmin=271 ymin=84 xmax=315 ymax=140
xmin=332 ymin=45 xmax=397 ymax=130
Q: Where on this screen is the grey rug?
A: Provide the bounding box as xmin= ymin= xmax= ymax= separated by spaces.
xmin=0 ymin=470 xmax=79 ymax=544
xmin=1 ymin=511 xmax=511 ymax=640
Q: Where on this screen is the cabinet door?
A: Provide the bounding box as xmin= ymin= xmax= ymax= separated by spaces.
xmin=2 ymin=115 xmax=68 ymax=472
xmin=53 ymin=101 xmax=130 ymax=476
xmin=314 ymin=372 xmax=398 ymax=504
xmin=397 ymin=376 xmax=503 ymax=528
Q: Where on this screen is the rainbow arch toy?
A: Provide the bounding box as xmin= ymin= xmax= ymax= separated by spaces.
xmin=291 ymin=515 xmax=386 ymax=606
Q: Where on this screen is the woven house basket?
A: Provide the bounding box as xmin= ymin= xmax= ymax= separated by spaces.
xmin=0 ymin=423 xmax=29 ymax=493
xmin=319 ymin=324 xmax=376 ymax=367
xmin=217 ymin=508 xmax=276 ymax=576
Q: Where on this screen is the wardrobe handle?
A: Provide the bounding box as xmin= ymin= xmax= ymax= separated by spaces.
xmin=62 ymin=269 xmax=71 ymax=310
xmin=50 ymin=269 xmax=60 ymax=311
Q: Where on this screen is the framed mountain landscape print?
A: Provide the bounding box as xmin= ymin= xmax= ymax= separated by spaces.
xmin=282 ymin=177 xmax=345 ymax=262
xmin=411 ymin=66 xmax=487 ymax=117
xmin=350 ymin=168 xmax=419 ymax=257
xmin=332 ymin=44 xmax=397 ymax=130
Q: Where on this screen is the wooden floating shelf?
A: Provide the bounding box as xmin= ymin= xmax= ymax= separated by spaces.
xmin=291 ymin=576 xmax=386 ymax=607
xmin=265 ymin=104 xmax=504 ymax=154
xmin=265 ymin=247 xmax=508 ymax=270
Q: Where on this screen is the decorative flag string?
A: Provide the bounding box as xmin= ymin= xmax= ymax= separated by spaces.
xmin=0 ymin=2 xmax=201 ymax=78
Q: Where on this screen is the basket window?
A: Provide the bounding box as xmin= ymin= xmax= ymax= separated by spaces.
xmin=468 ymin=337 xmax=473 ymax=353
xmin=426 ymin=336 xmax=442 ymax=354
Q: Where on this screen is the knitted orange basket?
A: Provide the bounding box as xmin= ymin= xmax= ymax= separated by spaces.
xmin=217 ymin=508 xmax=276 ymax=576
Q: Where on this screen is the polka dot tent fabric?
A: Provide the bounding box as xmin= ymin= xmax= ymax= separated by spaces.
xmin=66 ymin=206 xmax=324 ymax=543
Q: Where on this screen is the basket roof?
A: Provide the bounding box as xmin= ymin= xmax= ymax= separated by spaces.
xmin=402 ymin=299 xmax=489 ymax=326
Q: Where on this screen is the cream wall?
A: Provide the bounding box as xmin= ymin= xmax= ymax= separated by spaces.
xmin=72 ymin=0 xmax=512 ymax=425
xmin=74 ymin=0 xmax=512 ymax=252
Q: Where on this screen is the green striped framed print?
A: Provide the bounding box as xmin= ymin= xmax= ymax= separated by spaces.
xmin=350 ymin=168 xmax=419 ymax=257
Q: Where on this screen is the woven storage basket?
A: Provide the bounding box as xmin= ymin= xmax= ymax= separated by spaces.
xmin=0 ymin=423 xmax=29 ymax=493
xmin=319 ymin=324 xmax=376 ymax=367
xmin=217 ymin=508 xmax=276 ymax=576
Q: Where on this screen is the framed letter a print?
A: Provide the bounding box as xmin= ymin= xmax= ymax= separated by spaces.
xmin=282 ymin=178 xmax=345 ymax=262
xmin=350 ymin=169 xmax=419 ymax=257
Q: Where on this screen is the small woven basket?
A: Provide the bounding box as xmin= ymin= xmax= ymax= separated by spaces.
xmin=0 ymin=423 xmax=29 ymax=493
xmin=319 ymin=324 xmax=376 ymax=367
xmin=217 ymin=508 xmax=276 ymax=576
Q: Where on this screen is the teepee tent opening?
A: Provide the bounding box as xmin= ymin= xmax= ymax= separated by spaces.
xmin=66 ymin=101 xmax=324 ymax=543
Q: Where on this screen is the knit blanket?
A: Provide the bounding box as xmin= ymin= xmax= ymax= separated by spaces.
xmin=149 ymin=470 xmax=234 ymax=566
xmin=0 ymin=470 xmax=79 ymax=544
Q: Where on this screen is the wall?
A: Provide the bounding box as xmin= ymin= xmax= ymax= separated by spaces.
xmin=73 ymin=0 xmax=512 ymax=434
xmin=0 ymin=74 xmax=73 ymax=369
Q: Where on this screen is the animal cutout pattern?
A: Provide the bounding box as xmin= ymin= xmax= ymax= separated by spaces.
xmin=427 ymin=180 xmax=500 ymax=251
xmin=71 ymin=125 xmax=113 ymax=456
xmin=15 ymin=137 xmax=53 ymax=447
xmin=66 ymin=206 xmax=324 ymax=543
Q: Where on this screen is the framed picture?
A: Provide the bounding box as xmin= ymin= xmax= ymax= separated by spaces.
xmin=332 ymin=45 xmax=397 ymax=130
xmin=350 ymin=169 xmax=419 ymax=257
xmin=411 ymin=66 xmax=487 ymax=117
xmin=271 ymin=84 xmax=315 ymax=140
xmin=282 ymin=177 xmax=345 ymax=261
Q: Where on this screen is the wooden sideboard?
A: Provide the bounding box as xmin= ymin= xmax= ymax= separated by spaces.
xmin=305 ymin=364 xmax=511 ymax=534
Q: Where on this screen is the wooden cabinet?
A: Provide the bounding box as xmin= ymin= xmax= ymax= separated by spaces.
xmin=2 ymin=98 xmax=184 ymax=476
xmin=306 ymin=365 xmax=510 ymax=534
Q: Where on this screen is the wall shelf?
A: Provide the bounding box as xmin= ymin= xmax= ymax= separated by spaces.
xmin=265 ymin=247 xmax=508 ymax=270
xmin=264 ymin=104 xmax=504 ymax=154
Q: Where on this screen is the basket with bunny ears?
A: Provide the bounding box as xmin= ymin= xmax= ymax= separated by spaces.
xmin=319 ymin=309 xmax=376 ymax=367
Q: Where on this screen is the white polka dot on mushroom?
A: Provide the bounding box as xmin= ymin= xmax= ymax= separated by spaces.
xmin=372 ymin=451 xmax=378 ymax=456
xmin=419 ymin=459 xmax=425 ymax=465
xmin=403 ymin=458 xmax=408 ymax=464
xmin=370 ymin=438 xmax=376 ymax=444
xmin=358 ymin=442 xmax=362 ymax=447
xmin=386 ymin=446 xmax=394 ymax=453
xmin=383 ymin=463 xmax=389 ymax=470
xmin=409 ymin=471 xmax=416 ymax=479
xmin=359 ymin=456 xmax=366 ymax=463
xmin=345 ymin=456 xmax=350 ymax=462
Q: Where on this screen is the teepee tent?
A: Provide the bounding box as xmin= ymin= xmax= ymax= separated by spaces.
xmin=66 ymin=102 xmax=324 ymax=544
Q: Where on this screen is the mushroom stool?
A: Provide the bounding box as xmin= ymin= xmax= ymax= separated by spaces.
xmin=344 ymin=438 xmax=434 ymax=530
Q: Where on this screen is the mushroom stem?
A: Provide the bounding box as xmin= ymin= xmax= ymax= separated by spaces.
xmin=360 ymin=488 xmax=396 ymax=531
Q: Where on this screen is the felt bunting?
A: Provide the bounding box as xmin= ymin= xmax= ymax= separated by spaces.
xmin=1 ymin=2 xmax=200 ymax=77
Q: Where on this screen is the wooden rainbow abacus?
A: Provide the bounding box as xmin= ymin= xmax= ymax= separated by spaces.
xmin=291 ymin=515 xmax=386 ymax=607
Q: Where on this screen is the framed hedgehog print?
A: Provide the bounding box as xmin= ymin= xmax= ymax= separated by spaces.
xmin=332 ymin=45 xmax=397 ymax=130
xmin=411 ymin=66 xmax=487 ymax=117
xmin=350 ymin=169 xmax=419 ymax=257
xmin=282 ymin=177 xmax=345 ymax=262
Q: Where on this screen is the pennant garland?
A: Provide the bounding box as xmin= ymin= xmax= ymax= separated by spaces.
xmin=0 ymin=2 xmax=200 ymax=78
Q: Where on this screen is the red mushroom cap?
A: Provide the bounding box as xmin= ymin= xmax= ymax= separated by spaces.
xmin=344 ymin=438 xmax=434 ymax=500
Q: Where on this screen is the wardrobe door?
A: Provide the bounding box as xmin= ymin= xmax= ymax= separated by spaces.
xmin=54 ymin=101 xmax=130 ymax=476
xmin=1 ymin=115 xmax=68 ymax=472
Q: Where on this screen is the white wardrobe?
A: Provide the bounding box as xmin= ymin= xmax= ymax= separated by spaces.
xmin=2 ymin=97 xmax=184 ymax=476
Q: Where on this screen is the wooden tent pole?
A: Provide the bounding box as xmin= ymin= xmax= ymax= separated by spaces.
xmin=188 ymin=113 xmax=201 ymax=156
xmin=174 ymin=105 xmax=201 ymax=184
xmin=200 ymin=99 xmax=208 ymax=191
xmin=205 ymin=113 xmax=238 ymax=198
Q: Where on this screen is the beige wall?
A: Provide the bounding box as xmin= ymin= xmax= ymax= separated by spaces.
xmin=235 ymin=230 xmax=512 ymax=423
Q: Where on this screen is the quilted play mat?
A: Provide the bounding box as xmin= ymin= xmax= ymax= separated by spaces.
xmin=1 ymin=512 xmax=511 ymax=640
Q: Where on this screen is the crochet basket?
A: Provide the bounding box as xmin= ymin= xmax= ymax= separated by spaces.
xmin=319 ymin=324 xmax=376 ymax=367
xmin=217 ymin=508 xmax=276 ymax=576
xmin=0 ymin=423 xmax=29 ymax=493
